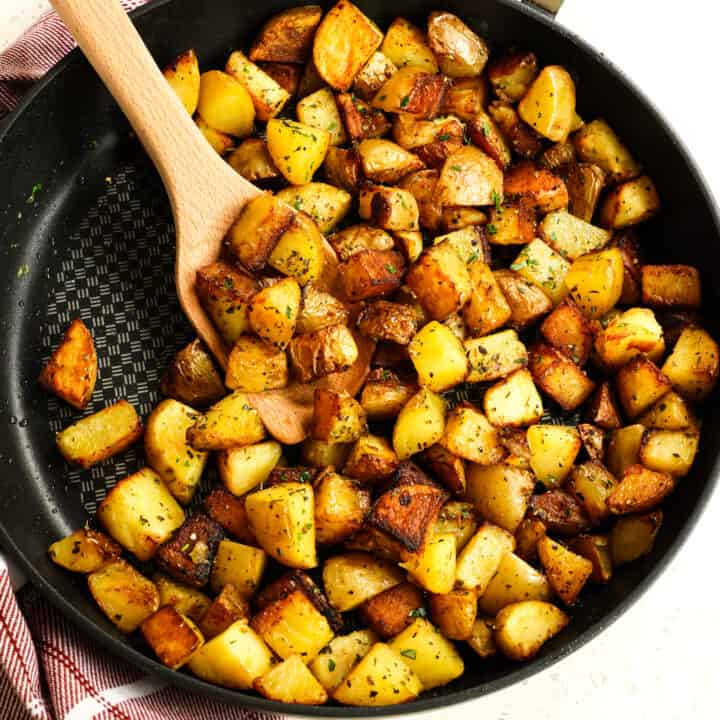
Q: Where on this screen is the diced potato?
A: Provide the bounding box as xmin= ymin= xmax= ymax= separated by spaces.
xmin=323 ymin=552 xmax=404 ymax=611
xmin=511 ymin=238 xmax=570 ymax=305
xmin=330 ymin=224 xmax=395 ymax=262
xmin=427 ymin=11 xmax=488 ymax=77
xmin=88 ymin=559 xmax=159 ymax=634
xmin=573 ymin=119 xmax=640 ymax=183
xmin=389 ymin=618 xmax=465 ymax=689
xmin=434 ymin=501 xmax=478 ymax=550
xmin=297 ymin=284 xmax=349 ymax=334
xmin=154 ymin=573 xmax=212 ymax=623
xmin=358 ymin=186 xmax=420 ymax=232
xmin=361 ymin=369 xmax=417 ymax=421
xmin=312 ymin=389 xmax=368 ymax=443
xmin=203 ymin=487 xmax=256 ymax=545
xmin=518 ymin=65 xmax=575 ymax=142
xmin=440 ymin=404 xmax=504 ymax=465
xmin=468 ymin=617 xmax=498 ymax=658
xmin=360 ymin=582 xmax=424 ymax=639
xmin=357 ymin=300 xmax=420 ymax=346
xmin=527 ymin=425 xmax=581 ymax=488
xmin=48 ymin=527 xmax=121 ymax=574
xmin=354 ymin=51 xmax=398 ymax=100
xmin=393 ymin=388 xmax=447 ymax=460
xmin=430 ymin=589 xmax=478 ymax=641
xmin=494 ymin=601 xmax=569 ymax=661
xmin=314 ymin=471 xmax=371 ymax=545
xmin=227 ymin=137 xmax=281 ymax=184
xmin=39 ymin=318 xmax=97 ymax=410
xmin=246 ymin=483 xmax=316 ymax=569
xmin=225 ymin=51 xmax=289 ymax=121
xmin=529 ymin=489 xmax=591 ymax=537
xmin=217 ymin=441 xmax=282 ymax=496
xmin=197 ymin=70 xmax=255 ymax=137
xmin=160 ymin=339 xmax=225 ymax=409
xmin=459 ymin=261 xmax=510 ymax=336
xmin=595 ymin=307 xmax=665 ymax=370
xmin=393 ymin=114 xmax=464 ymax=153
xmin=406 ymin=242 xmax=472 ymax=321
xmin=381 ymin=17 xmax=438 ymax=72
xmin=488 ymin=48 xmax=538 ymax=102
xmin=641 ymin=264 xmax=701 ymax=309
xmin=566 ymin=461 xmax=616 ymax=524
xmin=465 ymin=330 xmax=527 ymax=384
xmin=333 ymin=642 xmax=422 ymax=706
xmin=477 ymin=553 xmax=552 ymax=615
xmin=529 ymin=343 xmax=596 ymax=411
xmin=358 ymin=139 xmax=425 ymax=184
xmin=514 ymin=517 xmax=546 ymax=561
xmin=606 ymin=424 xmax=646 ymax=479
xmin=336 ymin=92 xmax=392 ymax=140
xmin=344 ymin=434 xmax=399 ymax=484
xmin=466 ymin=112 xmax=512 ymax=169
xmin=606 ymin=463 xmax=675 ymax=515
xmin=323 ymin=146 xmax=362 ymax=193
xmin=494 ymin=270 xmax=553 ymax=330
xmin=487 ymin=202 xmax=536 ymax=247
xmin=537 ymin=536 xmax=592 ymax=606
xmin=163 ymin=49 xmax=200 ymax=114
xmin=455 ymin=523 xmax=515 ymax=593
xmin=277 ymin=183 xmax=351 ymax=235
xmin=408 ymin=321 xmax=468 ymax=392
xmin=310 ymin=629 xmax=377 ymax=691
xmin=267 ymin=118 xmax=330 ymax=185
xmin=503 ymin=162 xmax=568 ymax=213
xmin=140 ymin=606 xmax=204 ymax=670
xmin=187 ymin=620 xmax=273 ymax=690
xmin=638 ymin=392 xmax=696 ymax=430
xmin=539 ymin=298 xmax=593 ymax=366
xmin=248 ymin=277 xmax=301 ymax=350
xmin=610 ymin=511 xmax=663 ymax=566
xmin=196 ymin=583 xmax=248 ymax=639
xmin=565 ymin=248 xmax=624 ymax=319
xmin=249 ymin=5 xmax=322 ymax=63
xmin=195 ymin=116 xmax=235 ymax=154
xmin=225 ymin=337 xmax=287 ymax=393
xmin=187 ymin=390 xmax=265 ymax=451
xmin=540 ymin=210 xmax=611 ymax=261
xmin=56 ymin=400 xmax=142 ymax=469
xmin=639 ymin=429 xmax=700 ymax=478
xmin=615 ymin=356 xmax=672 ymax=419
xmin=585 ymin=381 xmax=623 ymax=430
xmin=400 ymin=531 xmax=456 ymax=594
xmin=209 ymin=540 xmax=266 ymax=597
xmin=483 ymin=369 xmax=544 ymax=428
xmin=488 ymin=101 xmax=543 ymax=159
xmin=439 ymin=77 xmax=487 ymax=121
xmin=297 ymin=88 xmax=347 ymax=146
xmin=423 ymin=445 xmax=467 ymax=495
xmin=371 ymin=66 xmax=447 ymax=118
xmin=289 ymin=325 xmax=359 ymax=383
xmin=570 ymin=534 xmax=613 ymax=583
xmin=433 ymin=226 xmax=485 ymax=265
xmin=599 ymin=175 xmax=661 ymax=229
xmin=662 ymin=327 xmax=719 ymax=401
xmin=466 ymin=463 xmax=534 ymax=533
xmin=98 ymin=468 xmax=184 ymax=562
xmin=434 ymin=146 xmax=503 ymax=207
xmin=254 ymin=654 xmax=328 ymax=704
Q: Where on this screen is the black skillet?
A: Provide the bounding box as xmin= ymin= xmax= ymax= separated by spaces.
xmin=1 ymin=0 xmax=719 ymax=716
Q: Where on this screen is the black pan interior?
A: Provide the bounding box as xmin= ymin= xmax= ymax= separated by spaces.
xmin=1 ymin=0 xmax=719 ymax=716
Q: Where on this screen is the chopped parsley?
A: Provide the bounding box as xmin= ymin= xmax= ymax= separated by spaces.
xmin=16 ymin=264 xmax=29 ymax=278
xmin=408 ymin=607 xmax=427 ymax=618
xmin=487 ymin=223 xmax=498 ymax=235
xmin=450 ymin=165 xmax=462 ymax=172
xmin=400 ymin=95 xmax=410 ymax=108
xmin=400 ymin=649 xmax=417 ymax=660
xmin=328 ymin=658 xmax=336 ymax=672
xmin=385 ymin=263 xmax=397 ymax=274
xmin=26 ymin=182 xmax=42 ymax=204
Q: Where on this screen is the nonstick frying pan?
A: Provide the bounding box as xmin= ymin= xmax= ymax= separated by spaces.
xmin=1 ymin=0 xmax=719 ymax=716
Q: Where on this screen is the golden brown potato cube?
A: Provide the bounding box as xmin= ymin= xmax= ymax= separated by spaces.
xmin=48 ymin=527 xmax=121 ymax=574
xmin=434 ymin=146 xmax=503 ymax=207
xmin=344 ymin=434 xmax=399 ymax=484
xmin=257 ymin=62 xmax=302 ymax=97
xmin=163 ymin=49 xmax=200 ymax=114
xmin=227 ymin=194 xmax=295 ymax=273
xmin=527 ymin=424 xmax=581 ymax=488
xmin=56 ymin=400 xmax=142 ymax=469
xmin=422 ymin=445 xmax=467 ymax=495
xmin=577 ymin=423 xmax=607 ymax=461
xmin=296 ymin=88 xmax=347 ymax=146
xmin=514 ymin=517 xmax=547 ymax=562
xmin=140 ymin=606 xmax=203 ymax=670
xmin=537 ymin=536 xmax=593 ymax=606
xmin=638 ymin=391 xmax=696 ymax=430
xmin=367 ymin=462 xmax=448 ymax=551
xmin=288 ymin=324 xmax=359 ymax=383
xmin=372 ymin=67 xmax=447 ymax=118
xmin=529 ymin=343 xmax=595 ymax=411
xmin=440 ymin=403 xmax=504 ymax=465
xmin=313 ymin=0 xmax=383 ymax=91
xmin=566 ymin=162 xmax=607 ymax=223
xmin=314 ymin=470 xmax=371 ymax=545
xmin=276 ymin=182 xmax=351 ymax=235
xmin=154 ymin=574 xmax=211 ymax=623
xmin=528 ymin=490 xmax=591 ymax=537
xmin=573 ymin=119 xmax=640 ymax=184
xmin=599 ymin=175 xmax=661 ymax=229
xmin=359 ymin=582 xmax=424 ymax=639
xmin=225 ymin=51 xmax=290 ymax=121
xmin=210 ymin=540 xmax=267 ymax=597
xmin=518 ymin=65 xmax=576 ymax=142
xmin=494 ymin=270 xmax=553 ymax=330
xmin=248 ymin=277 xmax=300 ymax=350
xmin=641 ymin=264 xmax=701 ymax=308
xmin=336 ymin=93 xmax=391 ymax=141
xmin=225 ymin=336 xmax=287 ymax=393
xmin=254 ymin=654 xmax=328 ymax=705
xmin=312 ymin=389 xmax=367 ymax=443
xmin=606 ymin=424 xmax=646 ymax=479
xmin=353 ymin=51 xmax=398 ymax=100
xmin=88 ymin=558 xmax=159 ymax=633
xmin=198 ymin=583 xmax=250 ymax=639
xmin=494 ymin=601 xmax=569 ymax=661
xmin=267 ymin=215 xmax=328 ymax=286
xmin=565 ymin=460 xmax=617 ymax=524
xmin=399 ymin=169 xmax=443 ymax=232
xmin=398 ymin=230 xmax=433 ymax=265
xmin=466 ymin=463 xmax=534 ymax=534
xmin=360 ymin=368 xmax=416 ymax=420
xmin=487 ymin=201 xmax=536 ymax=246
xmin=358 ymin=139 xmax=425 ymax=184
xmin=427 ymin=11 xmax=488 ymax=77
xmin=406 ymin=242 xmax=472 ymax=321
xmin=160 ymin=339 xmax=225 ymax=409
xmin=477 ymin=553 xmax=551 ymax=615
xmin=203 ymin=487 xmax=256 ymax=545
xmin=465 ymin=330 xmax=528 ymax=384
xmin=296 ymin=284 xmax=349 ymax=335
xmin=408 ymin=321 xmax=469 ymax=392
xmin=381 ymin=17 xmax=438 ymax=72
xmin=359 ymin=186 xmax=420 ymax=232
xmin=565 ymin=247 xmax=624 ymax=319
xmin=484 ymin=368 xmax=544 ymax=428
xmin=503 ymin=162 xmax=568 ymax=213
xmin=39 ymin=318 xmax=97 ymax=410
xmin=539 ymin=298 xmax=593 ymax=366
xmin=434 ymin=500 xmax=478 ymax=550
xmin=458 ymin=260 xmax=510 ymax=334
xmin=606 ymin=463 xmax=675 ymax=515
xmin=615 ymin=356 xmax=672 ymax=419
xmin=428 ymin=589 xmax=477 ymax=640
xmin=569 ymin=534 xmax=613 ymax=583
xmin=595 ymin=307 xmax=665 ymax=370
xmin=585 ymin=381 xmax=623 ymax=430
xmin=439 ymin=77 xmax=486 ymax=121
xmin=249 ymin=5 xmax=322 ymax=63
xmin=329 ymin=224 xmax=394 ymax=262
xmin=662 ymin=326 xmax=719 ymax=401
xmin=540 ymin=209 xmax=611 ymax=261
xmin=488 ymin=49 xmax=538 ymax=102
xmin=610 ymin=510 xmax=663 ymax=566
xmin=324 ymin=552 xmax=404 ymax=611
xmin=187 ymin=390 xmax=265 ymax=451
xmin=639 ymin=429 xmax=700 ymax=478
xmin=400 ymin=531 xmax=457 ymax=594
xmin=510 ymin=238 xmax=570 ymax=306
xmin=538 ymin=141 xmax=575 ymax=171
xmin=439 ymin=206 xmax=489 ymax=233
xmin=323 ymin=146 xmax=362 ymax=194
xmin=392 ymin=113 xmax=464 ymax=152
xmin=488 ymin=101 xmax=544 ymax=159
xmin=357 ymin=301 xmax=420 ymax=345
xmin=339 ymin=249 xmax=405 ymax=302
xmin=468 ymin=617 xmax=497 ymax=658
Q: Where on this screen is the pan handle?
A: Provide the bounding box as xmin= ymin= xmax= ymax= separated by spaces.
xmin=525 ymin=0 xmax=565 ymax=14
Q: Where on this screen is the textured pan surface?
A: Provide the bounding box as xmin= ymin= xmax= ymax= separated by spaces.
xmin=0 ymin=0 xmax=718 ymax=715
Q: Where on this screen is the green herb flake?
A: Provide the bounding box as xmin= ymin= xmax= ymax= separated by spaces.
xmin=492 ymin=190 xmax=502 ymax=212
xmin=400 ymin=95 xmax=410 ymax=108
xmin=385 ymin=263 xmax=397 ymax=274
xmin=16 ymin=264 xmax=30 ymax=278
xmin=26 ymin=182 xmax=42 ymax=204
xmin=450 ymin=165 xmax=462 ymax=172
xmin=328 ymin=658 xmax=336 ymax=672
xmin=438 ymin=133 xmax=451 ymax=142
xmin=408 ymin=607 xmax=427 ymax=618
xmin=285 ymin=305 xmax=293 ymax=319
xmin=400 ymin=649 xmax=417 ymax=660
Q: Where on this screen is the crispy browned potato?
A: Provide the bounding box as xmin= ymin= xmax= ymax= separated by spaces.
xmin=344 ymin=434 xmax=399 ymax=484
xmin=353 ymin=51 xmax=398 ymax=100
xmin=565 ymin=461 xmax=616 ymax=524
xmin=503 ymin=162 xmax=568 ymax=213
xmin=514 ymin=517 xmax=546 ymax=561
xmin=198 ymin=583 xmax=250 ymax=639
xmin=569 ymin=534 xmax=613 ymax=583
xmin=249 ymin=5 xmax=322 ymax=63
xmin=163 ymin=49 xmax=201 ymax=115
xmin=529 ymin=490 xmax=591 ymax=536
xmin=585 ymin=381 xmax=622 ymax=430
xmin=540 ymin=298 xmax=593 ymax=366
xmin=312 ymin=389 xmax=368 ymax=443
xmin=359 ymin=582 xmax=424 ymax=638
xmin=488 ymin=101 xmax=543 ymax=158
xmin=537 ymin=536 xmax=592 ymax=606
xmin=538 ymin=141 xmax=575 ymax=171
xmin=288 ymin=324 xmax=359 ymax=383
xmin=494 ymin=270 xmax=553 ymax=330
xmin=599 ymin=175 xmax=661 ymax=229
xmin=323 ymin=146 xmax=363 ymax=193
xmin=529 ymin=343 xmax=595 ymax=412
xmin=607 ymin=464 xmax=675 ymax=514
xmin=372 ymin=67 xmax=448 ymax=118
xmin=566 ymin=162 xmax=606 ymax=222
xmin=467 ymin=112 xmax=512 ymax=169
xmin=427 ymin=11 xmax=489 ymax=77
xmin=314 ymin=470 xmax=372 ymax=545
xmin=615 ymin=356 xmax=672 ymax=419
xmin=39 ymin=318 xmax=97 ymax=410
xmin=227 ymin=138 xmax=281 ymax=184
xmin=428 ymin=589 xmax=477 ymax=640
xmin=160 ymin=340 xmax=226 ymax=409
xmin=577 ymin=423 xmax=606 ymax=461
xmin=488 ymin=49 xmax=538 ymax=102
xmin=421 ymin=444 xmax=466 ymax=495
xmin=359 ymin=186 xmax=420 ymax=232
xmin=360 ymin=368 xmax=416 ymax=420
xmin=641 ymin=265 xmax=701 ymax=309
xmin=225 ymin=336 xmax=288 ymax=392
xmin=296 ymin=284 xmax=350 ymax=335
xmin=595 ymin=307 xmax=665 ymax=370
xmin=662 ymin=326 xmax=719 ymax=401
xmin=49 ymin=527 xmax=121 ymax=574
xmin=358 ymin=139 xmax=425 ymax=183
xmin=399 ymin=169 xmax=443 ymax=232
xmin=203 ymin=487 xmax=256 ymax=545
xmin=357 ymin=301 xmax=420 ymax=345
xmin=258 ymin=62 xmax=302 ymax=96
xmin=339 ymin=249 xmax=405 ymax=302
xmin=336 ymin=93 xmax=391 ymax=141
xmin=572 ymin=119 xmax=640 ymax=184
xmin=434 ymin=146 xmax=503 ymax=207
xmin=486 ymin=201 xmax=536 ymax=246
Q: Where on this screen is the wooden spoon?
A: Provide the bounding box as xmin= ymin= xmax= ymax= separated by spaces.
xmin=51 ymin=0 xmax=372 ymax=444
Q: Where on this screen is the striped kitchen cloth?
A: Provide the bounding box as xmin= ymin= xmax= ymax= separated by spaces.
xmin=0 ymin=5 xmax=281 ymax=719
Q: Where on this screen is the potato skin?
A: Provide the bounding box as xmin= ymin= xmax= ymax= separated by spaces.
xmin=529 ymin=490 xmax=591 ymax=536
xmin=503 ymin=162 xmax=568 ymax=213
xmin=203 ymin=487 xmax=256 ymax=545
xmin=427 ymin=11 xmax=489 ymax=78
xmin=359 ymin=581 xmax=424 ymax=638
xmin=249 ymin=5 xmax=322 ymax=63
xmin=288 ymin=324 xmax=359 ymax=382
xmin=488 ymin=49 xmax=538 ymax=102
xmin=340 ymin=250 xmax=405 ymax=302
xmin=160 ymin=340 xmax=226 ymax=409
xmin=357 ymin=300 xmax=421 ymax=345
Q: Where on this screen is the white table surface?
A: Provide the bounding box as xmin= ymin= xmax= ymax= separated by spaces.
xmin=2 ymin=1 xmax=720 ymax=719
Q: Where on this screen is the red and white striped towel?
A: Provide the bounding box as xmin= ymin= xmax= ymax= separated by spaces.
xmin=0 ymin=5 xmax=282 ymax=719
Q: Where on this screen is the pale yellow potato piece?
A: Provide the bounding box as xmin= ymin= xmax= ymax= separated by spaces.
xmin=662 ymin=327 xmax=719 ymax=401
xmin=393 ymin=388 xmax=447 ymax=460
xmin=197 ymin=70 xmax=255 ymax=137
xmin=527 ymin=425 xmax=581 ymax=488
xmin=297 ymin=88 xmax=347 ymax=145
xmin=310 ymin=630 xmax=377 ymax=691
xmin=565 ymin=248 xmax=624 ymax=319
xmin=163 ymin=49 xmax=200 ymax=114
xmin=266 ymin=118 xmax=331 ymax=185
xmin=217 ymin=441 xmax=282 ymax=495
xmin=494 ymin=601 xmax=569 ymax=661
xmin=276 ymin=183 xmax=351 ymax=234
xmin=408 ymin=321 xmax=468 ymax=393
xmin=455 ymin=523 xmax=515 ymax=593
xmin=478 ymin=552 xmax=552 ymax=615
xmin=400 ymin=532 xmax=456 ymax=594
xmin=435 ymin=146 xmax=503 ymax=207
xmin=518 ymin=65 xmax=576 ymax=142
xmin=254 ymin=654 xmax=328 ymax=705
xmin=511 ymin=238 xmax=570 ymax=305
xmin=381 ymin=17 xmax=439 ymax=72
xmin=483 ymin=369 xmax=544 ymax=428
xmin=225 ymin=51 xmax=290 ymax=121
xmin=540 ymin=210 xmax=611 ymax=261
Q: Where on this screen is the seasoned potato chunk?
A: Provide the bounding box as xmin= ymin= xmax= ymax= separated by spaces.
xmin=610 ymin=511 xmax=662 ymax=566
xmin=400 ymin=531 xmax=456 ymax=593
xmin=310 ymin=629 xmax=377 ymax=691
xmin=518 ymin=65 xmax=576 ymax=142
xmin=638 ymin=391 xmax=696 ymax=431
xmin=288 ymin=324 xmax=359 ymax=382
xmin=569 ymin=534 xmax=613 ymax=583
xmin=428 ymin=589 xmax=476 ymax=640
xmin=187 ymin=390 xmax=265 ymax=450
xmin=276 ymin=182 xmax=351 ymax=234
xmin=529 ymin=343 xmax=595 ymax=411
xmin=210 ymin=540 xmax=267 ymax=597
xmin=488 ymin=101 xmax=544 ymax=159
xmin=198 ymin=583 xmax=249 ymax=639
xmin=140 ymin=606 xmax=203 ymax=670
xmin=440 ymin=403 xmax=504 ymax=465
xmin=540 ymin=298 xmax=593 ymax=366
xmin=540 ymin=210 xmax=611 ymax=261
xmin=527 ymin=424 xmax=581 ymax=487
xmin=514 ymin=517 xmax=546 ymax=562
xmin=435 ymin=146 xmax=503 ymax=207
xmin=393 ymin=388 xmax=447 ymax=460
xmin=203 ymin=487 xmax=256 ymax=545
xmin=427 ymin=11 xmax=488 ymax=77
xmin=197 ymin=70 xmax=255 ymax=137
xmin=565 ymin=247 xmax=624 ymax=319
xmin=615 ymin=356 xmax=671 ymax=419
xmin=595 ymin=307 xmax=665 ymax=370
xmin=163 ymin=49 xmax=200 ymax=114
xmin=314 ymin=471 xmax=371 ymax=545
xmin=639 ymin=429 xmax=700 ymax=478
xmin=344 ymin=434 xmax=399 ymax=484
xmin=606 ymin=464 xmax=675 ymax=514
xmin=641 ymin=264 xmax=701 ymax=309
xmin=195 ymin=116 xmax=234 ymax=154
xmin=494 ymin=601 xmax=569 ymax=661
xmin=661 ymin=327 xmax=719 ymax=401
xmin=39 ymin=318 xmax=97 ymax=409
xmin=297 ymin=88 xmax=347 ymax=146
xmin=248 ymin=277 xmax=301 ymax=350
xmin=225 ymin=51 xmax=290 ymax=121
xmin=323 ymin=146 xmax=362 ymax=193
xmin=267 ymin=118 xmax=330 ymax=185
xmin=566 ymin=162 xmax=607 ymax=222
xmin=606 ymin=424 xmax=646 ymax=479
xmin=225 ymin=336 xmax=287 ymax=393
xmin=254 ymin=654 xmax=328 ymax=705
xmin=88 ymin=559 xmax=159 ymax=634
xmin=466 ymin=463 xmax=534 ymax=533
xmin=296 ymin=284 xmax=349 ymax=336
xmin=358 ymin=139 xmax=425 ymax=183
xmin=154 ymin=573 xmax=212 ymax=623
xmin=381 ymin=17 xmax=438 ymax=72
xmin=359 ymin=186 xmax=420 ymax=232
xmin=312 ymin=389 xmax=368 ymax=443
xmin=465 ymin=330 xmax=527 ymax=383
xmin=488 ymin=49 xmax=538 ymax=101
xmin=56 ymin=400 xmax=142 ymax=469
xmin=459 ymin=261 xmax=511 ymax=336
xmin=537 ymin=536 xmax=592 ymax=606
xmin=340 ymin=249 xmax=406 ymax=301
xmin=503 ymin=162 xmax=568 ymax=213
xmin=586 ymin=381 xmax=623 ymax=430
xmin=477 ymin=553 xmax=551 ymax=615
xmin=487 ymin=202 xmax=536 ymax=247
xmin=336 ymin=93 xmax=391 ymax=141
xmin=330 ymin=224 xmax=394 ymax=262
xmin=357 ymin=301 xmax=420 ymax=345
xmin=249 ymin=5 xmax=322 ymax=63
xmin=354 ymin=51 xmax=398 ymax=100
xmin=511 ymin=238 xmax=570 ymax=306
xmin=409 ymin=321 xmax=468 ymax=392
xmin=483 ymin=369 xmax=544 ymax=428
xmin=599 ymin=175 xmax=661 ymax=229
xmin=160 ymin=339 xmax=225 ymax=409
xmin=573 ymin=119 xmax=640 ymax=183
xmin=494 ymin=270 xmax=553 ymax=330
xmin=434 ymin=501 xmax=478 ymax=549
xmin=359 ymin=582 xmax=424 ymax=639
xmin=455 ymin=523 xmax=515 ymax=593
xmin=324 ymin=552 xmax=404 ymax=611
xmin=566 ymin=461 xmax=616 ymax=524
xmin=372 ymin=67 xmax=447 ymax=118
xmin=217 ymin=441 xmax=282 ymax=496
xmin=361 ymin=368 xmax=416 ymax=420
xmin=49 ymin=527 xmax=121 ymax=574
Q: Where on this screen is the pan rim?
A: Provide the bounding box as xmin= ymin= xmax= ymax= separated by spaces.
xmin=1 ymin=0 xmax=719 ymax=716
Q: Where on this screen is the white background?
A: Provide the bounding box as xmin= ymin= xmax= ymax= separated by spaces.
xmin=2 ymin=1 xmax=719 ymax=718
